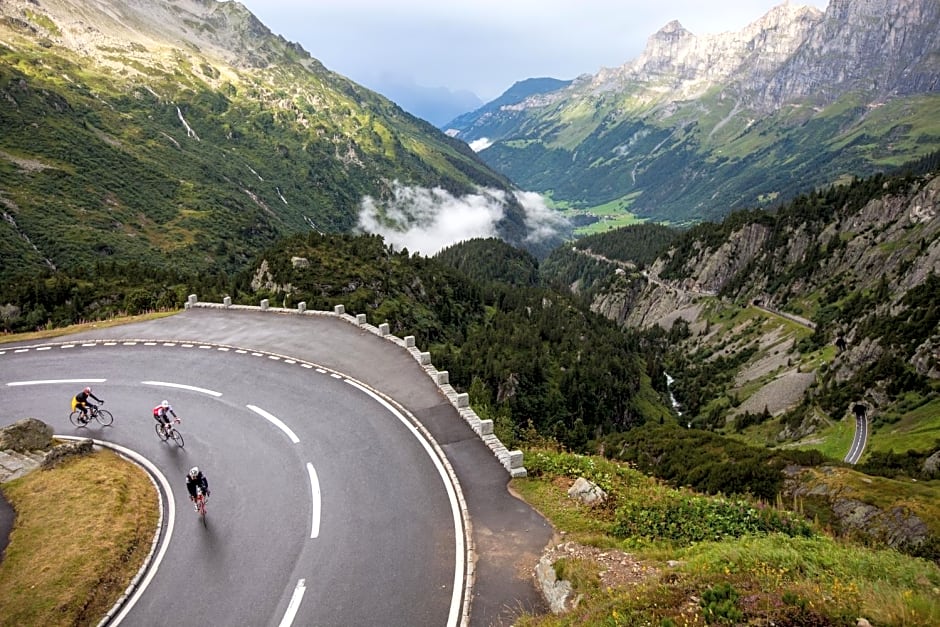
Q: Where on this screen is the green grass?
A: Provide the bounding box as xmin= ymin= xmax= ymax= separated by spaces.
xmin=567 ymin=196 xmax=645 ymax=235
xmin=869 ymin=397 xmax=940 ymax=454
xmin=794 ymin=417 xmax=855 ymax=460
xmin=512 ymin=449 xmax=940 ymax=626
xmin=0 ymin=450 xmax=159 ymax=626
xmin=0 ymin=311 xmax=179 ymax=345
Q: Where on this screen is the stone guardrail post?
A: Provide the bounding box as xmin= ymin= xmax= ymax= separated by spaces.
xmin=187 ymin=297 xmax=526 ymax=476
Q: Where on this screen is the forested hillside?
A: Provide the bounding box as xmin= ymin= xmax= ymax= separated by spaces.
xmin=226 ymin=234 xmax=672 ymax=451
xmin=0 ymin=0 xmax=531 ymax=285
xmin=540 ymin=153 xmax=940 ymax=479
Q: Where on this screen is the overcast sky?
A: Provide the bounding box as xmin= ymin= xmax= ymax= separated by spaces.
xmin=237 ymin=0 xmax=829 ymax=102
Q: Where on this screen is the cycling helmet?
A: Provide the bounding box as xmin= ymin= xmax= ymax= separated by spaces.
xmin=189 ymin=467 xmax=199 ymax=479
xmin=84 ymin=386 xmax=92 ymax=393
xmin=161 ymin=400 xmax=169 ymax=408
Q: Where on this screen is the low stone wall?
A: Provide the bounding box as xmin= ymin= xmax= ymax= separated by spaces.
xmin=187 ymin=294 xmax=527 ymax=477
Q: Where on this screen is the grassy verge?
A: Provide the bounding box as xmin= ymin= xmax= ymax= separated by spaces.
xmin=0 ymin=450 xmax=159 ymax=626
xmin=513 ymin=449 xmax=940 ymax=626
xmin=0 ymin=311 xmax=178 ymax=345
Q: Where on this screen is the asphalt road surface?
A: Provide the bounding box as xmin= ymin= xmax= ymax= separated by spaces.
xmin=1 ymin=308 xmax=552 ymax=626
xmin=844 ymin=414 xmax=870 ymax=465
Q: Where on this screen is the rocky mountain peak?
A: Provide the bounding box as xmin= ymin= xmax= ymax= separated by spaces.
xmin=590 ymin=2 xmax=822 ymax=98
xmin=651 ymin=19 xmax=692 ymax=41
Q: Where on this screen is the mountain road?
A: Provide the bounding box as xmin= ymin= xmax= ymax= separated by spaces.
xmin=0 ymin=308 xmax=552 ymax=626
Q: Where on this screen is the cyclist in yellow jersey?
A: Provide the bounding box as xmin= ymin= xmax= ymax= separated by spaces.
xmin=71 ymin=386 xmax=103 ymax=423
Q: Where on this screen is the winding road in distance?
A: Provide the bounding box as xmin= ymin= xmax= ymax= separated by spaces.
xmin=1 ymin=308 xmax=552 ymax=626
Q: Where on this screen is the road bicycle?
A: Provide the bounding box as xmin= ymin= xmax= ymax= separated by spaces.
xmin=193 ymin=486 xmax=208 ymax=527
xmin=69 ymin=404 xmax=114 ymax=427
xmin=154 ymin=418 xmax=184 ymax=448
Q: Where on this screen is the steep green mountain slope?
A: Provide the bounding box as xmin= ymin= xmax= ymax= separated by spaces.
xmin=542 ymin=153 xmax=940 ymax=464
xmin=0 ymin=0 xmax=525 ymax=284
xmin=453 ymin=0 xmax=940 ymax=225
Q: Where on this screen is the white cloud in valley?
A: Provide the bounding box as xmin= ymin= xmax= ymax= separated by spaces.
xmin=468 ymin=138 xmax=493 ymax=152
xmin=357 ymin=183 xmax=569 ymax=255
xmin=515 ymin=190 xmax=570 ymax=244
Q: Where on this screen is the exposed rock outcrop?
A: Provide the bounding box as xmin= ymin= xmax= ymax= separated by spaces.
xmin=0 ymin=418 xmax=53 ymax=452
xmin=0 ymin=419 xmax=93 ymax=481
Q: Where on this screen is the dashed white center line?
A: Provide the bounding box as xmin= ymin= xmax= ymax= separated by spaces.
xmin=7 ymin=378 xmax=107 ymax=386
xmin=307 ymin=463 xmax=321 ymax=539
xmin=277 ymin=579 xmax=307 ymax=627
xmin=142 ymin=381 xmax=222 ymax=397
xmin=246 ymin=404 xmax=300 ymax=444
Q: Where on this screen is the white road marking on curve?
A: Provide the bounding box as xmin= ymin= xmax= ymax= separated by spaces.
xmin=246 ymin=404 xmax=300 ymax=444
xmin=7 ymin=378 xmax=107 ymax=386
xmin=306 ymin=463 xmax=321 ymax=539
xmin=344 ymin=380 xmax=464 ymax=627
xmin=277 ymin=579 xmax=307 ymax=627
xmin=141 ymin=381 xmax=222 ymax=397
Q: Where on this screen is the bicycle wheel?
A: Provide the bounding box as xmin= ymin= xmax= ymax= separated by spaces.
xmin=69 ymin=411 xmax=87 ymax=427
xmin=154 ymin=422 xmax=168 ymax=441
xmin=197 ymin=497 xmax=207 ymax=526
xmin=95 ymin=409 xmax=114 ymax=426
xmin=171 ymin=429 xmax=185 ymax=448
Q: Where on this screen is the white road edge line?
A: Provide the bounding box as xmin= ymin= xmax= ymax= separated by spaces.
xmin=306 ymin=463 xmax=320 ymax=539
xmin=53 ymin=437 xmax=177 ymax=627
xmin=142 ymin=381 xmax=223 ymax=397
xmin=345 ymin=380 xmax=464 ymax=627
xmin=277 ymin=578 xmax=307 ymax=627
xmin=246 ymin=404 xmax=300 ymax=444
xmin=6 ymin=378 xmax=107 ymax=386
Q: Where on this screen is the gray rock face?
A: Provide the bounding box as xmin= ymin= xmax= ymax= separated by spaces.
xmin=0 ymin=418 xmax=53 ymax=452
xmin=762 ymin=0 xmax=940 ymax=108
xmin=600 ymin=3 xmax=821 ymax=104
